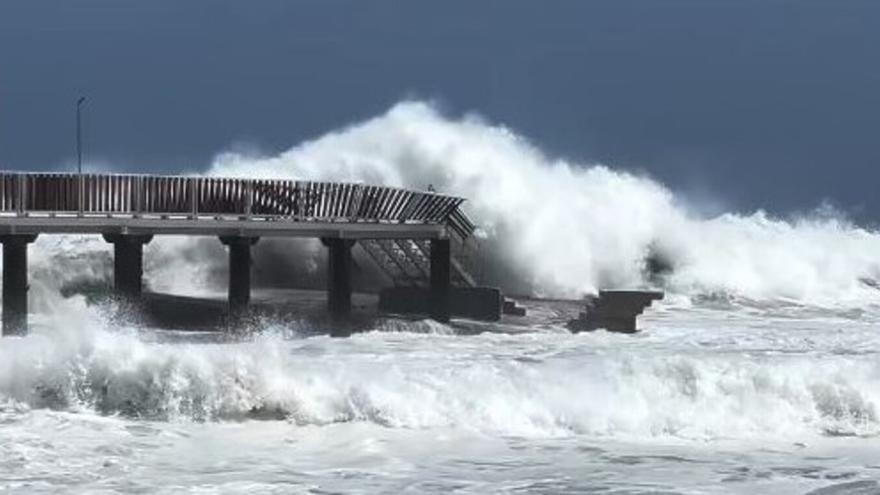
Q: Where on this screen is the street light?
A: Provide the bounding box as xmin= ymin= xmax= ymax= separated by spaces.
xmin=76 ymin=96 xmax=86 ymax=174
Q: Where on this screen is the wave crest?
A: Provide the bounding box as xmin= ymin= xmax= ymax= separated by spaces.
xmin=2 ymin=324 xmax=877 ymax=440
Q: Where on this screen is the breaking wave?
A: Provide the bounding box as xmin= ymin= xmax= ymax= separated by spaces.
xmin=0 ymin=320 xmax=877 ymax=440
xmin=2 ymin=101 xmax=880 ymax=443
xmin=9 ymin=100 xmax=880 ymax=307
xmin=205 ymin=101 xmax=880 ymax=304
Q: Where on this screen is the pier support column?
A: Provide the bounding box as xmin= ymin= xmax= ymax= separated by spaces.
xmin=103 ymin=234 xmax=153 ymax=300
xmin=1 ymin=234 xmax=38 ymax=336
xmin=429 ymin=238 xmax=451 ymax=323
xmin=219 ymin=236 xmax=259 ymax=314
xmin=322 ymin=238 xmax=355 ymax=321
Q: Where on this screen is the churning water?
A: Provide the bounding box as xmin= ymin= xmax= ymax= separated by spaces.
xmin=1 ymin=301 xmax=878 ymax=494
xmin=2 ymin=102 xmax=880 ymax=494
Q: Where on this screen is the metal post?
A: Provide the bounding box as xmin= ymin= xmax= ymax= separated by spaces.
xmin=77 ymin=97 xmax=86 ymax=215
xmin=15 ymin=174 xmax=24 ymax=215
xmin=134 ymin=175 xmax=143 ymax=217
xmin=350 ymin=184 xmax=364 ymax=221
xmin=190 ymin=178 xmax=198 ymax=219
xmin=76 ymin=97 xmax=85 ymax=175
xmin=245 ymin=180 xmax=253 ymax=219
xmin=296 ymin=181 xmax=305 ymax=220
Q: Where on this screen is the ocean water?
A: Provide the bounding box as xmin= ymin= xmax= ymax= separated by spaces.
xmin=4 ymin=101 xmax=880 ymax=493
xmin=0 ymin=298 xmax=878 ymax=494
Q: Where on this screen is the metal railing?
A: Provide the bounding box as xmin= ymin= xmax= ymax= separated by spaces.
xmin=0 ymin=172 xmax=465 ymax=224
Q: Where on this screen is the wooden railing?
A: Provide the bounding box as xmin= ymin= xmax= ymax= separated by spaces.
xmin=0 ymin=172 xmax=465 ymax=225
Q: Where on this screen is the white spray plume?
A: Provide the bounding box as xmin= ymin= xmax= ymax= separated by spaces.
xmin=7 ymin=101 xmax=879 ymax=305
xmin=207 ymin=101 xmax=880 ymax=303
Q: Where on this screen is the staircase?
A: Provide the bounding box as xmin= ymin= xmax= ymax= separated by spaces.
xmin=356 ymin=204 xmax=526 ymax=316
xmin=358 ymin=238 xmax=477 ymax=287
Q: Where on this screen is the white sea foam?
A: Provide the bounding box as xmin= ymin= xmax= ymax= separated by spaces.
xmin=0 ymin=313 xmax=876 ymax=441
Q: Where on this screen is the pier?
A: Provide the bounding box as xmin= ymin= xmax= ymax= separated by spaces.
xmin=0 ymin=172 xmax=470 ymax=335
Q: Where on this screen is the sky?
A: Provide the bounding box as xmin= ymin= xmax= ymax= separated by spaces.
xmin=1 ymin=1 xmax=879 ymax=220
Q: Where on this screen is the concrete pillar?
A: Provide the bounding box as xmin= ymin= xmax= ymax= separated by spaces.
xmin=429 ymin=238 xmax=451 ymax=323
xmin=219 ymin=236 xmax=258 ymax=313
xmin=1 ymin=234 xmax=37 ymax=336
xmin=103 ymin=234 xmax=153 ymax=299
xmin=323 ymin=238 xmax=355 ymax=320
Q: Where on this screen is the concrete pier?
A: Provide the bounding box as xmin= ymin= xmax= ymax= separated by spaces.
xmin=324 ymin=238 xmax=355 ymax=321
xmin=220 ymin=236 xmax=258 ymax=314
xmin=429 ymin=238 xmax=451 ymax=322
xmin=0 ymin=172 xmax=473 ymax=337
xmin=379 ymin=285 xmax=502 ymax=321
xmin=1 ymin=234 xmax=37 ymax=336
xmin=103 ymin=234 xmax=153 ymax=299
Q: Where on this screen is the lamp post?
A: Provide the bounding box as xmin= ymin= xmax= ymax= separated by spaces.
xmin=76 ymin=96 xmax=86 ymax=174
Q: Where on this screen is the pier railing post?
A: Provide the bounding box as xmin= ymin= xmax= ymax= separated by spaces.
xmin=244 ymin=180 xmax=254 ymax=219
xmin=134 ymin=175 xmax=143 ymax=217
xmin=1 ymin=234 xmax=38 ymax=336
xmin=296 ymin=181 xmax=305 ymax=221
xmin=349 ymin=184 xmax=364 ymax=221
xmin=78 ymin=173 xmax=84 ymax=216
xmin=190 ymin=178 xmax=198 ymax=219
xmin=15 ymin=175 xmax=25 ymax=216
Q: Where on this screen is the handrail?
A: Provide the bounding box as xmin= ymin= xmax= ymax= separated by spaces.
xmin=0 ymin=172 xmax=465 ymax=225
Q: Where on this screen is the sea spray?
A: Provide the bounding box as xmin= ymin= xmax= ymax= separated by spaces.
xmin=207 ymin=101 xmax=880 ymax=304
xmin=6 ymin=101 xmax=880 ymax=306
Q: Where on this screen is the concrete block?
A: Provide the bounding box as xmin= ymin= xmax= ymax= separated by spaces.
xmin=568 ymin=290 xmax=664 ymax=333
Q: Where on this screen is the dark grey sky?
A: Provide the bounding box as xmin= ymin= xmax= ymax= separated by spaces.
xmin=2 ymin=1 xmax=879 ymax=219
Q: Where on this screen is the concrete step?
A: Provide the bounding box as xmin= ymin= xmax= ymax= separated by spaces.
xmin=502 ymin=298 xmax=527 ymax=317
